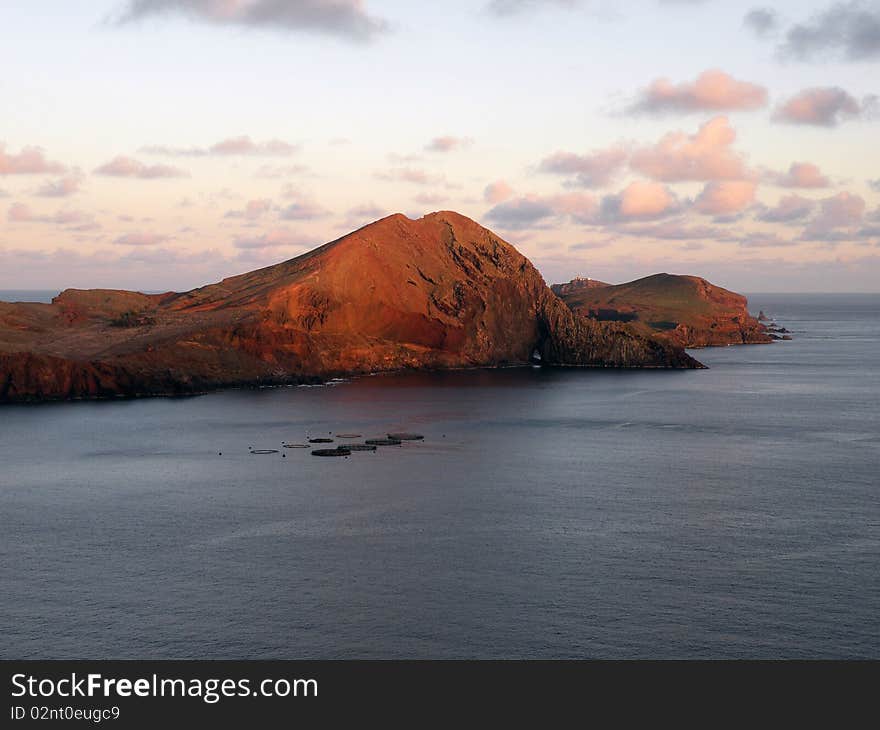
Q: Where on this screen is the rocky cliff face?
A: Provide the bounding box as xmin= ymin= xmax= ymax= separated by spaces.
xmin=553 ymin=272 xmax=771 ymax=348
xmin=0 ymin=212 xmax=701 ymax=402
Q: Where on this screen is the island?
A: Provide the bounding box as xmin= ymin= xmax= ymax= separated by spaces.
xmin=0 ymin=212 xmax=703 ymax=402
xmin=551 ymin=273 xmax=772 ymax=348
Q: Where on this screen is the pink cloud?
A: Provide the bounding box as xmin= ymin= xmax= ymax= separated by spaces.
xmin=630 ymin=116 xmax=750 ymax=182
xmin=413 ymin=192 xmax=449 ymax=205
xmin=483 ymin=180 xmax=514 ymax=204
xmin=629 ymin=69 xmax=768 ymax=114
xmin=537 ymin=145 xmax=628 ymax=187
xmin=142 ymin=136 xmax=299 ymax=157
xmin=95 ymin=156 xmax=188 ymax=179
xmin=225 ymin=198 xmax=273 ymax=220
xmin=484 ymin=192 xmax=595 ymax=229
xmin=617 ymin=181 xmax=676 ymax=218
xmin=738 ymin=232 xmax=799 ymax=248
xmin=803 ymin=192 xmax=865 ymax=238
xmin=7 ymin=202 xmax=34 ymax=222
xmin=7 ymin=203 xmax=93 ymax=227
xmin=36 ymin=172 xmax=84 ymax=197
xmin=597 ymin=182 xmax=680 ymax=223
xmin=280 ymin=201 xmax=328 ymax=220
xmin=253 ymin=163 xmax=309 ymax=178
xmin=618 ymin=219 xmax=729 ymax=241
xmin=694 ymin=180 xmax=758 ymax=215
xmin=114 ymin=232 xmax=170 ymax=246
xmin=233 ymin=229 xmax=314 ymax=250
xmin=773 ymin=87 xmax=871 ymax=127
xmin=771 ymin=162 xmax=830 ymax=188
xmin=756 ymin=194 xmax=816 ymax=223
xmin=0 ymin=143 xmax=66 ymax=175
xmin=210 ymin=136 xmax=298 ymax=156
xmin=425 ymin=136 xmax=472 ymax=152
xmin=347 ymin=203 xmax=387 ymax=219
xmin=374 ymin=167 xmax=443 ymax=185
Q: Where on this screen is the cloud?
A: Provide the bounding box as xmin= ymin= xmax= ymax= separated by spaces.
xmin=233 ymin=228 xmax=313 ymax=249
xmin=111 ymin=0 xmax=389 ymax=42
xmin=346 ymin=203 xmax=386 ymax=219
xmin=7 ymin=202 xmax=95 ymax=228
xmin=756 ymin=194 xmax=816 ymax=222
xmin=484 ymin=192 xmax=595 ymax=229
xmin=803 ymin=191 xmax=865 ymax=238
xmin=425 ymin=136 xmax=472 ymax=152
xmin=870 ymin=178 xmax=880 ymax=191
xmin=7 ymin=202 xmax=34 ymax=222
xmin=412 ymin=192 xmax=449 ymax=205
xmin=616 ymin=219 xmax=728 ymax=241
xmin=0 ymin=143 xmax=66 ymax=175
xmin=486 ymin=0 xmax=579 ymax=17
xmin=143 ymin=136 xmax=299 ymax=157
xmin=743 ymin=7 xmax=778 ymax=36
xmin=773 ymin=87 xmax=873 ymax=126
xmin=779 ymin=1 xmax=880 ymax=61
xmin=94 ymin=156 xmax=188 ymax=178
xmin=253 ymin=163 xmax=309 ymax=178
xmin=568 ymin=239 xmax=612 ymax=251
xmin=36 ymin=172 xmax=84 ymax=197
xmin=694 ymin=180 xmax=758 ymax=216
xmin=537 ymin=146 xmax=628 ymax=187
xmin=210 ymin=136 xmax=298 ymax=156
xmin=770 ymin=162 xmax=831 ymax=188
xmin=114 ymin=232 xmax=170 ymax=246
xmin=630 ymin=116 xmax=750 ymax=181
xmin=628 ymin=70 xmax=768 ymax=114
xmin=483 ymin=180 xmax=514 ymax=204
xmin=374 ymin=167 xmax=443 ymax=185
xmin=598 ymin=181 xmax=680 ymax=222
xmin=224 ymin=198 xmax=273 ymax=220
xmin=280 ymin=200 xmax=328 ymax=220
xmin=738 ymin=232 xmax=800 ymax=248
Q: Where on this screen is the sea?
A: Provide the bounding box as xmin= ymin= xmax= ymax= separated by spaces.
xmin=0 ymin=292 xmax=878 ymax=658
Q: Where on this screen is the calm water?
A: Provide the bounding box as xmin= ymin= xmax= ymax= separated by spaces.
xmin=1 ymin=294 xmax=878 ymax=658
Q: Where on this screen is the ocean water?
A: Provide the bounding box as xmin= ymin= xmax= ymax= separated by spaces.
xmin=0 ymin=290 xmax=60 ymax=304
xmin=0 ymin=293 xmax=878 ymax=658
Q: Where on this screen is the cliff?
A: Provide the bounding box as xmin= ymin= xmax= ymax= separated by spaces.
xmin=0 ymin=212 xmax=701 ymax=402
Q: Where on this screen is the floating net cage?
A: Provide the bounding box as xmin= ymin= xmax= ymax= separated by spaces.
xmin=282 ymin=444 xmax=308 ymax=449
xmin=335 ymin=433 xmax=362 ymax=439
xmin=250 ymin=449 xmax=279 ymax=455
xmin=308 ymin=438 xmax=334 ymax=444
xmin=365 ymin=438 xmax=402 ymax=446
xmin=312 ymin=448 xmax=349 ymax=457
xmin=343 ymin=444 xmax=377 ymax=452
xmin=387 ymin=433 xmax=424 ymax=441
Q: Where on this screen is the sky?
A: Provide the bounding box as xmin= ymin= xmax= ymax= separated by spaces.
xmin=1 ymin=0 xmax=879 ymax=292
